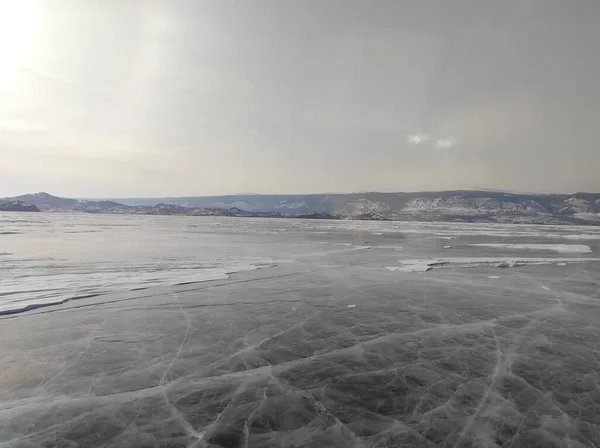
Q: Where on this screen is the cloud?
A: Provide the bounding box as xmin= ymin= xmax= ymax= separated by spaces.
xmin=407 ymin=133 xmax=429 ymax=144
xmin=435 ymin=138 xmax=459 ymax=149
xmin=407 ymin=133 xmax=459 ymax=149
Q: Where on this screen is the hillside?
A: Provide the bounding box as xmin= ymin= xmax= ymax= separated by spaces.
xmin=0 ymin=200 xmax=40 ymax=212
xmin=4 ymin=191 xmax=600 ymax=225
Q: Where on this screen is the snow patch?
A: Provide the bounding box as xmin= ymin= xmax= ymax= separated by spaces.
xmin=574 ymin=212 xmax=600 ymax=222
xmin=470 ymin=243 xmax=592 ymax=253
xmin=557 ymin=198 xmax=591 ymax=214
xmin=337 ymin=199 xmax=391 ymax=216
xmin=386 ymin=262 xmax=432 ymax=273
xmin=274 ymin=201 xmax=307 ymax=210
xmin=562 ymin=234 xmax=600 ymax=240
xmin=386 ymin=257 xmax=600 ymax=273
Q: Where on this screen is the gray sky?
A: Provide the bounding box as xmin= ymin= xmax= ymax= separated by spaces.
xmin=1 ymin=0 xmax=599 ymax=197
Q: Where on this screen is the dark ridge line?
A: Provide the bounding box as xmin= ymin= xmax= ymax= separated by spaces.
xmin=0 ymin=260 xmax=384 ymax=319
xmin=0 ymin=293 xmax=103 ymax=316
xmin=0 ymin=265 xmax=286 ymax=319
xmin=0 ymin=273 xmax=293 ymax=320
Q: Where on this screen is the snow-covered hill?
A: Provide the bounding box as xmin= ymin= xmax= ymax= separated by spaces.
xmin=555 ymin=198 xmax=593 ymax=214
xmin=403 ymin=196 xmax=547 ymax=214
xmin=336 ymin=199 xmax=391 ymax=216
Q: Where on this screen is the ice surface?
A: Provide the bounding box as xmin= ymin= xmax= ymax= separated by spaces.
xmin=1 ymin=213 xmax=600 ymax=447
xmin=470 ymin=243 xmax=592 ymax=253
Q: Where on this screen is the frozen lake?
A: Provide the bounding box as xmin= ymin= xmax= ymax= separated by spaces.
xmin=1 ymin=213 xmax=600 ymax=447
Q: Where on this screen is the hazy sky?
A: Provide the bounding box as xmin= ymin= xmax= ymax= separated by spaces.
xmin=1 ymin=0 xmax=599 ymax=197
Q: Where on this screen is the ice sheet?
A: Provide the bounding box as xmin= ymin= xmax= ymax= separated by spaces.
xmin=2 ymin=214 xmax=599 ymax=316
xmin=1 ymin=213 xmax=600 ymax=447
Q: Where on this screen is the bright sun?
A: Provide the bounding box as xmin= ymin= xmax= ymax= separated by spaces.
xmin=0 ymin=0 xmax=40 ymax=83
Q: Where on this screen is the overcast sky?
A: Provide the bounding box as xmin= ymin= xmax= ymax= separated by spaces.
xmin=1 ymin=0 xmax=599 ymax=197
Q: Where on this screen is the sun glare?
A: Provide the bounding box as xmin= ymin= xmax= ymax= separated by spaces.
xmin=0 ymin=0 xmax=39 ymax=84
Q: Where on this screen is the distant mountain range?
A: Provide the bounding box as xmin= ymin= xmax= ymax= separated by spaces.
xmin=2 ymin=191 xmax=600 ymax=225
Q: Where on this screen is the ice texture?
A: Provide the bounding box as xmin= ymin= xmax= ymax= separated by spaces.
xmin=1 ymin=213 xmax=600 ymax=447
